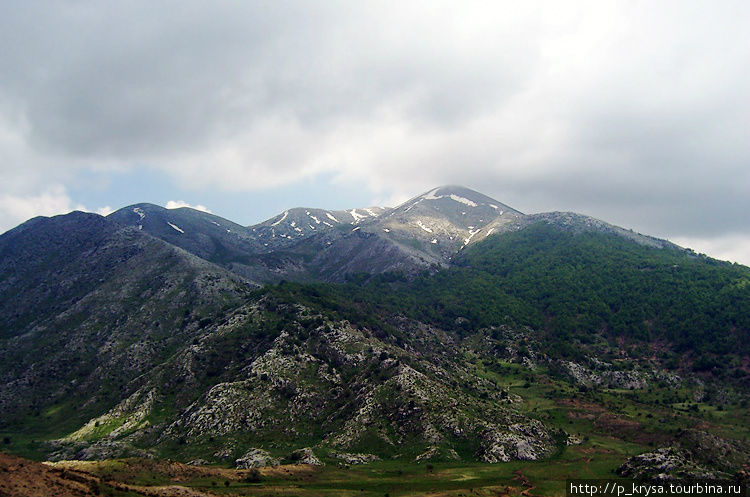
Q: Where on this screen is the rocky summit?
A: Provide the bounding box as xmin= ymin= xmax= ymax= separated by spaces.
xmin=0 ymin=186 xmax=748 ymax=487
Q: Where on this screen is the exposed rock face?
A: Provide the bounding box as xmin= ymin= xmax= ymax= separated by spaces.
xmin=235 ymin=448 xmax=280 ymax=469
xmin=677 ymin=429 xmax=750 ymax=474
xmin=477 ymin=420 xmax=553 ymax=463
xmin=44 ymin=439 xmax=153 ymax=462
xmin=330 ymin=452 xmax=381 ymax=465
xmin=617 ymin=429 xmax=750 ymax=481
xmin=415 ymin=446 xmax=461 ymax=462
xmin=617 ymin=447 xmax=720 ymax=480
xmin=290 ymin=447 xmax=323 ymax=466
xmin=561 ymin=361 xmax=649 ymax=390
xmin=566 ymin=434 xmax=584 ymax=446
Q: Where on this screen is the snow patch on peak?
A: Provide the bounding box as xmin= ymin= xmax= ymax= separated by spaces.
xmin=463 ymin=229 xmax=480 ymax=246
xmin=417 ymin=220 xmax=433 ymax=233
xmin=365 ymin=208 xmax=380 ymax=217
xmin=350 ymin=209 xmax=367 ymax=222
xmin=326 ymin=212 xmax=340 ymax=223
xmin=133 ymin=207 xmax=146 ymax=220
xmin=449 ymin=194 xmax=477 ymax=207
xmin=271 ymin=211 xmax=288 ymax=226
xmin=167 ymin=222 xmax=184 ymax=234
xmin=308 ymin=213 xmax=320 ymax=224
xmin=420 ymin=189 xmax=478 ymax=207
xmin=422 ymin=188 xmax=441 ymax=200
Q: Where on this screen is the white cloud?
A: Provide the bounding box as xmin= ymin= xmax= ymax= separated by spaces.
xmin=96 ymin=205 xmax=114 ymax=216
xmin=0 ymin=186 xmax=86 ymax=233
xmin=165 ymin=200 xmax=212 ymax=213
xmin=671 ymin=234 xmax=750 ymax=267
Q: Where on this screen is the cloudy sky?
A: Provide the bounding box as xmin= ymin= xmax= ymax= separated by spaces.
xmin=1 ymin=1 xmax=748 ymax=263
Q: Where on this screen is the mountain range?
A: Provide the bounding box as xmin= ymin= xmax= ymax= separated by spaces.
xmin=103 ymin=185 xmax=674 ymax=285
xmin=1 ymin=185 xmax=748 ymax=486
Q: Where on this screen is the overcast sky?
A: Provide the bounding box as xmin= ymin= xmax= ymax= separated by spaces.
xmin=1 ymin=1 xmax=748 ymax=263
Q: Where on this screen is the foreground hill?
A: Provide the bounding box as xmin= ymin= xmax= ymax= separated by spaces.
xmin=0 ymin=212 xmax=251 ymax=441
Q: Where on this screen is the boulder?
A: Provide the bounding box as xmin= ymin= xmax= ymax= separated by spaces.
xmin=235 ymin=448 xmax=280 ymax=469
xmin=290 ymin=447 xmax=323 ymax=466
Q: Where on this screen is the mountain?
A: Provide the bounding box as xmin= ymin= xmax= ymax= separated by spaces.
xmin=374 ymin=185 xmax=524 ymax=254
xmin=0 ymin=185 xmax=748 ymax=483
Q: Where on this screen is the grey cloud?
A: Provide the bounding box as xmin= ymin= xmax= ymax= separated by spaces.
xmin=0 ymin=1 xmax=749 ymax=241
xmin=1 ymin=2 xmax=531 ymax=158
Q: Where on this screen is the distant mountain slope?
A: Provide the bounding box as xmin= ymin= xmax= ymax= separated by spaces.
xmin=108 ymin=202 xmax=264 ymax=259
xmin=291 ymin=186 xmax=679 ymax=282
xmin=526 ymin=211 xmax=677 ymax=249
xmin=0 ymin=212 xmax=120 ymax=339
xmin=100 ymin=187 xmax=680 ymax=285
xmin=374 ymin=185 xmax=525 ymax=255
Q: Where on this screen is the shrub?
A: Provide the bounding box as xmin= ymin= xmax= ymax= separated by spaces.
xmin=245 ymin=468 xmax=262 ymax=482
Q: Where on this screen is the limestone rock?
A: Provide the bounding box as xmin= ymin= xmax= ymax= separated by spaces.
xmin=330 ymin=452 xmax=381 ymax=465
xmin=290 ymin=447 xmax=323 ymax=466
xmin=235 ymin=448 xmax=280 ymax=469
xmin=617 ymin=447 xmax=721 ymax=480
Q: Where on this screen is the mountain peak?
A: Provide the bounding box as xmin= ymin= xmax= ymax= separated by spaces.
xmin=425 ymin=184 xmax=485 ymax=197
xmin=394 ymin=185 xmax=522 ymax=215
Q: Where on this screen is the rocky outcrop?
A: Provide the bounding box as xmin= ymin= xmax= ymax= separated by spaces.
xmin=43 ymin=439 xmax=153 ymax=462
xmin=290 ymin=447 xmax=323 ymax=466
xmin=561 ymin=361 xmax=648 ymax=390
xmin=617 ymin=447 xmax=720 ymax=480
xmin=415 ymin=446 xmax=460 ymax=462
xmin=677 ymin=429 xmax=750 ymax=473
xmin=619 ymin=429 xmax=750 ymax=480
xmin=477 ymin=420 xmax=554 ymax=463
xmin=235 ymin=448 xmax=280 ymax=469
xmin=330 ymin=452 xmax=381 ymax=465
